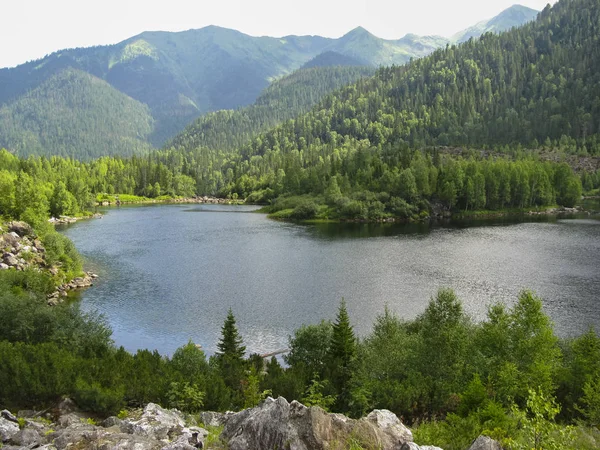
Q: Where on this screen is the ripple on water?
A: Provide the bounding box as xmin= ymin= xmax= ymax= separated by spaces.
xmin=61 ymin=204 xmax=600 ymax=355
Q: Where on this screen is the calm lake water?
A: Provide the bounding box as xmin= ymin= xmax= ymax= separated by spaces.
xmin=60 ymin=204 xmax=600 ymax=356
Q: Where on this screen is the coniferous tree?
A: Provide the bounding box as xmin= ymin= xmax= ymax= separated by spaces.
xmin=215 ymin=308 xmax=247 ymax=402
xmin=327 ymin=300 xmax=357 ymax=412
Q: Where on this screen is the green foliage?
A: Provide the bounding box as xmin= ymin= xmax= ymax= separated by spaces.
xmin=166 ymin=381 xmax=205 ymax=413
xmin=302 ymin=375 xmax=336 ymax=411
xmin=576 ymin=376 xmax=600 ymax=428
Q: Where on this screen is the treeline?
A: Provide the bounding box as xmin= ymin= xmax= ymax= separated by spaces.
xmin=1 ymin=271 xmax=599 ymax=449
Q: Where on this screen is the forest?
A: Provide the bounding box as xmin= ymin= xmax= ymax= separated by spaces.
xmin=1 ymin=0 xmax=599 ymax=223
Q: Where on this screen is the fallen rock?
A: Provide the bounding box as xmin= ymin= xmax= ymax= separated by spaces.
xmin=121 ymin=403 xmax=187 ymax=441
xmin=468 ymin=435 xmax=502 ymax=450
xmin=222 ymin=397 xmax=413 ymax=450
xmin=8 ymin=221 xmax=33 ymax=237
xmin=0 ymin=416 xmax=20 ymax=442
xmin=1 ymin=410 xmax=18 ymax=423
xmin=8 ymin=427 xmax=44 ymax=447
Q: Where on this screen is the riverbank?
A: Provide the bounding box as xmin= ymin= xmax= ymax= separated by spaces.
xmin=266 ymin=202 xmax=598 ymax=224
xmin=1 ymin=220 xmax=97 ymax=305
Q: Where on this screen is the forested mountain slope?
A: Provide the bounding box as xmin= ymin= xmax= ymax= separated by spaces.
xmin=162 ymin=0 xmax=596 ymax=214
xmin=168 ymin=65 xmax=375 ymax=153
xmin=0 ymin=6 xmax=537 ymax=159
xmin=0 ymin=69 xmax=154 ymax=159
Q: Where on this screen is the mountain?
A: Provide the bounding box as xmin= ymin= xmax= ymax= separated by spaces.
xmin=0 ymin=5 xmax=538 ymax=159
xmin=162 ymin=0 xmax=595 ymax=211
xmin=167 ymin=64 xmax=375 ymax=153
xmin=301 ymin=51 xmax=368 ymax=69
xmin=0 ymin=69 xmax=154 ymax=159
xmin=452 ymin=4 xmax=539 ymax=43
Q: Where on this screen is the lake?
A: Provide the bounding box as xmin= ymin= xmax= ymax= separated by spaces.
xmin=60 ymin=204 xmax=600 ymax=356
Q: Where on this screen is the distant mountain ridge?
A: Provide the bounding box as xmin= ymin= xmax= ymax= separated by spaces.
xmin=0 ymin=5 xmax=539 ymax=159
xmin=451 ymin=4 xmax=539 ymax=43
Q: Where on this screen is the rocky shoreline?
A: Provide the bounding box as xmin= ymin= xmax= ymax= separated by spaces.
xmin=0 ymin=221 xmax=97 ymax=306
xmin=0 ymin=397 xmax=502 ymax=450
xmin=97 ymin=196 xmax=243 ymax=207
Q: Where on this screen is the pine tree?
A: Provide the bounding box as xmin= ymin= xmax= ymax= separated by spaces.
xmin=327 ymin=299 xmax=357 ymax=412
xmin=217 ymin=308 xmax=246 ymax=360
xmin=216 ymin=308 xmax=247 ymax=400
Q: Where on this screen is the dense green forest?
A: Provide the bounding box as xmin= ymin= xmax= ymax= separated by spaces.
xmin=167 ymin=64 xmax=374 ymax=153
xmin=0 ymin=69 xmax=154 ymax=159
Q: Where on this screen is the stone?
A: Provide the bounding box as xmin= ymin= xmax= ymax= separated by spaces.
xmin=365 ymin=409 xmax=413 ymax=443
xmin=0 ymin=410 xmax=18 ymax=422
xmin=199 ymin=411 xmax=233 ymax=427
xmin=3 ymin=253 xmax=19 ymax=266
xmin=0 ymin=263 xmax=9 ymax=270
xmin=8 ymin=221 xmax=33 ymax=237
xmin=401 ymin=443 xmax=444 ymax=450
xmin=8 ymin=428 xmax=44 ymax=447
xmin=101 ymin=416 xmax=123 ymax=428
xmin=0 ymin=416 xmax=20 ymax=442
xmin=467 ymin=435 xmax=502 ymax=450
xmin=120 ymin=403 xmax=186 ymax=441
xmin=222 ymin=397 xmax=413 ymax=450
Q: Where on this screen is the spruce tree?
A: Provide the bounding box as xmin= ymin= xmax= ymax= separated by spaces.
xmin=216 ymin=309 xmax=246 ymax=399
xmin=327 ymin=300 xmax=357 ymax=412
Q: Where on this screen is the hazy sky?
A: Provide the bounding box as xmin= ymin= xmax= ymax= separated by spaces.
xmin=1 ymin=0 xmax=557 ymax=69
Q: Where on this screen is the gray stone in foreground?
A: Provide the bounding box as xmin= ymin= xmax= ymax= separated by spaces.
xmin=0 ymin=416 xmax=20 ymax=442
xmin=468 ymin=435 xmax=503 ymax=450
xmin=222 ymin=396 xmax=414 ymax=450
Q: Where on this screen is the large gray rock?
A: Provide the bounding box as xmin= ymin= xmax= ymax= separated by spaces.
xmin=0 ymin=416 xmax=20 ymax=442
xmin=8 ymin=427 xmax=44 ymax=447
xmin=468 ymin=435 xmax=502 ymax=450
xmin=8 ymin=221 xmax=33 ymax=237
xmin=121 ymin=403 xmax=186 ymax=441
xmin=222 ymin=397 xmax=413 ymax=450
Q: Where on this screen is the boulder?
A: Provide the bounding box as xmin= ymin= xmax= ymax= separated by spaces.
xmin=468 ymin=435 xmax=502 ymax=450
xmin=120 ymin=403 xmax=186 ymax=441
xmin=0 ymin=416 xmax=20 ymax=442
xmin=222 ymin=397 xmax=413 ymax=450
xmin=1 ymin=410 xmax=18 ymax=423
xmin=8 ymin=221 xmax=33 ymax=237
xmin=200 ymin=411 xmax=233 ymax=427
xmin=101 ymin=416 xmax=124 ymax=428
xmin=8 ymin=427 xmax=44 ymax=447
xmin=3 ymin=253 xmax=19 ymax=266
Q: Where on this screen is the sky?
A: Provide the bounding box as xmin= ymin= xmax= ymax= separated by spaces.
xmin=1 ymin=0 xmax=557 ymax=69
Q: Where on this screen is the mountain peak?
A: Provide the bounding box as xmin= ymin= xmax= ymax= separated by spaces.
xmin=341 ymin=26 xmax=376 ymax=40
xmin=451 ymin=3 xmax=538 ymax=43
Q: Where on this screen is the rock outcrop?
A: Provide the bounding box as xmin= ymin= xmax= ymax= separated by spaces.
xmin=221 ymin=396 xmax=414 ymax=450
xmin=0 ymin=221 xmax=98 ymax=305
xmin=0 ymin=402 xmax=208 ymax=450
xmin=467 ymin=435 xmax=503 ymax=450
